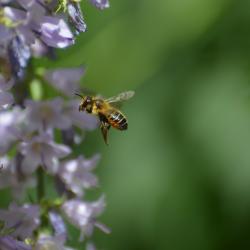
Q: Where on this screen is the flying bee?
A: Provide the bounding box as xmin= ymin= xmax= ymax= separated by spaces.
xmin=75 ymin=91 xmax=135 ymax=145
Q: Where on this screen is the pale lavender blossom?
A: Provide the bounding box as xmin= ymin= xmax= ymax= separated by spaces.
xmin=49 ymin=211 xmax=67 ymax=240
xmin=30 ymin=38 xmax=50 ymax=58
xmin=0 ymin=75 xmax=14 ymax=91
xmin=0 ymin=91 xmax=13 ymax=109
xmin=44 ymin=67 xmax=85 ymax=96
xmin=40 ymin=16 xmax=74 ymax=48
xmin=0 ymin=236 xmax=31 ymax=250
xmin=58 ymin=154 xmax=100 ymax=197
xmin=25 ymin=98 xmax=71 ymax=131
xmin=67 ymin=1 xmax=87 ymax=34
xmin=0 ymin=107 xmax=26 ymax=154
xmin=64 ymin=100 xmax=99 ymax=130
xmin=86 ymin=242 xmax=96 ymax=250
xmin=0 ymin=24 xmax=12 ymax=42
xmin=62 ymin=196 xmax=110 ymax=240
xmin=7 ymin=34 xmax=31 ymax=79
xmin=0 ymin=203 xmax=40 ymax=240
xmin=0 ymin=155 xmax=36 ymax=200
xmin=19 ymin=133 xmax=71 ymax=174
xmin=34 ymin=234 xmax=74 ymax=250
xmin=0 ymin=75 xmax=14 ymax=109
xmin=90 ymin=0 xmax=110 ymax=10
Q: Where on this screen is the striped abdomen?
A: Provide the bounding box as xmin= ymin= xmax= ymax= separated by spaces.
xmin=107 ymin=110 xmax=127 ymax=130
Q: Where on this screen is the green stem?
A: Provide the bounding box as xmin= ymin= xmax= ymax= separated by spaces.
xmin=36 ymin=166 xmax=50 ymax=229
xmin=36 ymin=166 xmax=45 ymax=202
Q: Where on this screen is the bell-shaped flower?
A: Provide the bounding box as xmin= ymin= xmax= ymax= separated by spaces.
xmin=90 ymin=0 xmax=110 ymax=10
xmin=40 ymin=16 xmax=74 ymax=48
xmin=0 ymin=236 xmax=31 ymax=250
xmin=64 ymin=100 xmax=99 ymax=131
xmin=0 ymin=203 xmax=40 ymax=240
xmin=62 ymin=196 xmax=110 ymax=240
xmin=48 ymin=211 xmax=67 ymax=241
xmin=0 ymin=155 xmax=36 ymax=200
xmin=44 ymin=67 xmax=85 ymax=97
xmin=58 ymin=155 xmax=100 ymax=197
xmin=19 ymin=133 xmax=71 ymax=174
xmin=24 ymin=98 xmax=71 ymax=131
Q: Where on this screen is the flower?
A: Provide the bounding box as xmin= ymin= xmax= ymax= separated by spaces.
xmin=0 ymin=155 xmax=36 ymax=200
xmin=0 ymin=91 xmax=13 ymax=109
xmin=58 ymin=154 xmax=100 ymax=197
xmin=0 ymin=74 xmax=14 ymax=109
xmin=44 ymin=66 xmax=85 ymax=96
xmin=25 ymin=98 xmax=71 ymax=131
xmin=0 ymin=236 xmax=31 ymax=250
xmin=86 ymin=242 xmax=96 ymax=250
xmin=34 ymin=234 xmax=74 ymax=250
xmin=62 ymin=196 xmax=110 ymax=240
xmin=0 ymin=0 xmax=110 ymax=80
xmin=7 ymin=34 xmax=31 ymax=79
xmin=48 ymin=211 xmax=67 ymax=240
xmin=90 ymin=0 xmax=110 ymax=10
xmin=0 ymin=107 xmax=26 ymax=154
xmin=0 ymin=203 xmax=40 ymax=240
xmin=64 ymin=100 xmax=99 ymax=130
xmin=19 ymin=133 xmax=71 ymax=174
xmin=67 ymin=1 xmax=87 ymax=34
xmin=40 ymin=16 xmax=74 ymax=48
xmin=0 ymin=1 xmax=110 ymax=248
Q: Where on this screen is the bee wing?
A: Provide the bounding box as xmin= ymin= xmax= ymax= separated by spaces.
xmin=105 ymin=90 xmax=135 ymax=104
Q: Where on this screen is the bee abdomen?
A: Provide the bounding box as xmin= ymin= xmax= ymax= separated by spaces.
xmin=108 ymin=111 xmax=128 ymax=130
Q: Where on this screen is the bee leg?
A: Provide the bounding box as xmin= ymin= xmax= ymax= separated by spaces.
xmin=100 ymin=122 xmax=110 ymax=145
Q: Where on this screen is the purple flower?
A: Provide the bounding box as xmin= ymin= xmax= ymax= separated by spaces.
xmin=3 ymin=7 xmax=26 ymax=23
xmin=90 ymin=0 xmax=110 ymax=10
xmin=30 ymin=39 xmax=50 ymax=58
xmin=40 ymin=16 xmax=74 ymax=48
xmin=0 ymin=203 xmax=40 ymax=240
xmin=0 ymin=91 xmax=13 ymax=109
xmin=0 ymin=155 xmax=36 ymax=200
xmin=19 ymin=133 xmax=71 ymax=174
xmin=48 ymin=211 xmax=67 ymax=241
xmin=67 ymin=2 xmax=87 ymax=34
xmin=34 ymin=234 xmax=74 ymax=250
xmin=0 ymin=236 xmax=31 ymax=250
xmin=0 ymin=24 xmax=12 ymax=42
xmin=86 ymin=242 xmax=96 ymax=250
xmin=0 ymin=107 xmax=25 ymax=154
xmin=64 ymin=100 xmax=99 ymax=130
xmin=44 ymin=67 xmax=85 ymax=96
xmin=7 ymin=35 xmax=31 ymax=79
xmin=0 ymin=75 xmax=14 ymax=91
xmin=0 ymin=75 xmax=14 ymax=109
xmin=59 ymin=155 xmax=100 ymax=197
xmin=25 ymin=98 xmax=71 ymax=131
xmin=62 ymin=196 xmax=110 ymax=240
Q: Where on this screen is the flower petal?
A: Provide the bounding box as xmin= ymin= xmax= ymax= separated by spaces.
xmin=90 ymin=0 xmax=110 ymax=10
xmin=0 ymin=92 xmax=13 ymax=107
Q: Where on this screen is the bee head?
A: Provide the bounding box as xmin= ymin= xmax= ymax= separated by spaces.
xmin=75 ymin=93 xmax=93 ymax=113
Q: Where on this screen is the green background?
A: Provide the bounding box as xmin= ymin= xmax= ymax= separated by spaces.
xmin=8 ymin=0 xmax=250 ymax=249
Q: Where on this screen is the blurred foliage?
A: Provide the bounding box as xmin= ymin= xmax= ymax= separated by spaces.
xmin=14 ymin=0 xmax=250 ymax=249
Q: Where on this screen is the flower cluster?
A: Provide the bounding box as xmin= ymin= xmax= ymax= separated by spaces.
xmin=0 ymin=0 xmax=110 ymax=109
xmin=0 ymin=0 xmax=110 ymax=249
xmin=0 ymin=67 xmax=109 ymax=249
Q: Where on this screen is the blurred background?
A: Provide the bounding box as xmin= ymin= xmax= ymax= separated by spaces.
xmin=39 ymin=0 xmax=250 ymax=249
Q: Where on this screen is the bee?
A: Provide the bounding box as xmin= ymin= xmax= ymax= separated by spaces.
xmin=75 ymin=91 xmax=135 ymax=145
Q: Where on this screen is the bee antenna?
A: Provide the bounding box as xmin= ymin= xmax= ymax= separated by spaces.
xmin=75 ymin=93 xmax=84 ymax=98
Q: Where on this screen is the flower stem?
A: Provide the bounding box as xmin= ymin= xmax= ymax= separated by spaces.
xmin=36 ymin=166 xmax=45 ymax=202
